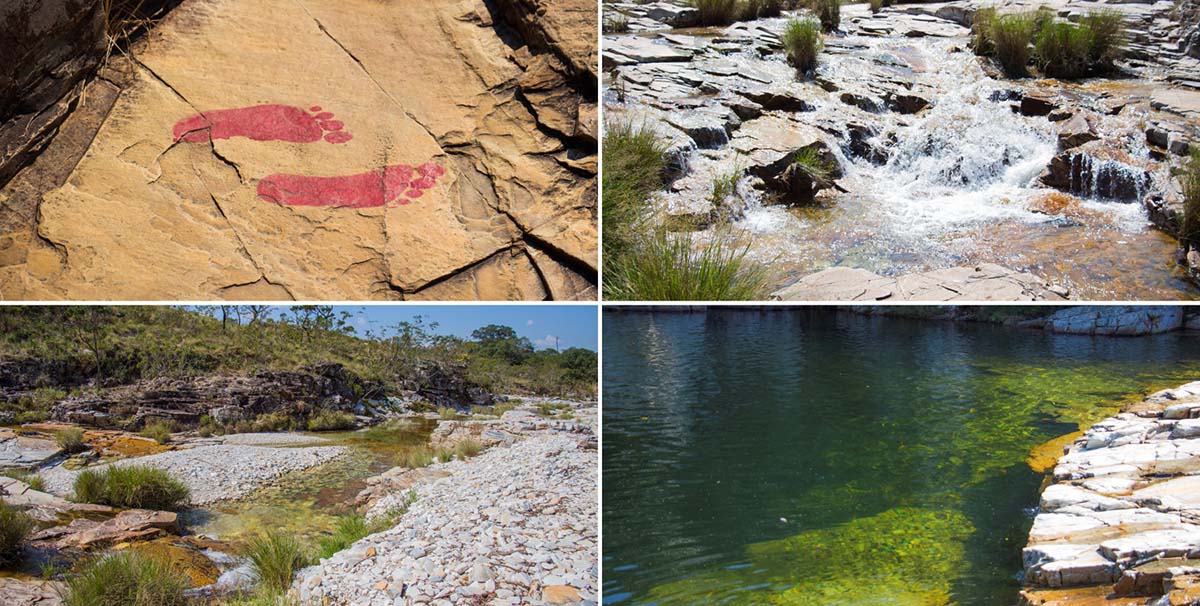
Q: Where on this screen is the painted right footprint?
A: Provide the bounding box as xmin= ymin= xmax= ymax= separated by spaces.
xmin=172 ymin=104 xmax=353 ymax=144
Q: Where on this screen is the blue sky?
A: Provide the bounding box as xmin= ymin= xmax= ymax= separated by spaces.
xmin=266 ymin=305 xmax=597 ymax=351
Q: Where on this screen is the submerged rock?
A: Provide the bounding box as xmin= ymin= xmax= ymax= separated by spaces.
xmin=773 ymin=264 xmax=1067 ymax=301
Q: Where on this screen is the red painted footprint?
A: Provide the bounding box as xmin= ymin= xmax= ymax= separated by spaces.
xmin=257 ymin=163 xmax=447 ymax=208
xmin=172 ymin=104 xmax=353 ymax=144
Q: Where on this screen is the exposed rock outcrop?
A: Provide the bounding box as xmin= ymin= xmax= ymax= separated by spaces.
xmin=0 ymin=0 xmax=597 ymax=301
xmin=1021 ymin=306 xmax=1186 ymax=336
xmin=1021 ymin=381 xmax=1200 ymax=606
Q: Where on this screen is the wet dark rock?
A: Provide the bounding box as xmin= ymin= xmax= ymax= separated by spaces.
xmin=1020 ymin=93 xmax=1059 ymax=117
xmin=1039 ymin=141 xmax=1155 ymax=203
xmin=644 ymin=3 xmax=699 ymax=28
xmin=886 ymin=91 xmax=931 ymax=114
xmin=0 ymin=0 xmax=105 ymax=187
xmin=665 ymin=110 xmax=735 ymax=149
xmin=735 ymin=88 xmax=817 ymax=113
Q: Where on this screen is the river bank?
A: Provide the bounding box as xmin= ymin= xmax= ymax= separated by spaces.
xmin=1022 ymin=380 xmax=1200 ymax=606
xmin=603 ymin=0 xmax=1200 ymax=300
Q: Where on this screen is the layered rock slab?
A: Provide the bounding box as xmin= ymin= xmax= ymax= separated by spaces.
xmin=1 ymin=0 xmax=596 ymax=300
xmin=1022 ymin=381 xmax=1200 ymax=605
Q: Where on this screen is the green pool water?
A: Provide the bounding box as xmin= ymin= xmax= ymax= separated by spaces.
xmin=601 ymin=308 xmax=1200 ymax=606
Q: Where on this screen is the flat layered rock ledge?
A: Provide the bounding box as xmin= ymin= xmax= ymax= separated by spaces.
xmin=1022 ymin=380 xmax=1200 ymax=606
xmin=772 ymin=264 xmax=1068 ymax=302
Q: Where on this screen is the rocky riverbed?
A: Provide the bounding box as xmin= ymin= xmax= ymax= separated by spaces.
xmin=294 ymin=432 xmax=598 ymax=606
xmin=0 ymin=396 xmax=597 ymax=606
xmin=604 ymin=0 xmax=1200 ymax=300
xmin=1022 ymin=380 xmax=1200 ymax=606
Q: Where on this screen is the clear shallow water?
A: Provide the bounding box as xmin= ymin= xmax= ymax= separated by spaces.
xmin=602 ymin=309 xmax=1200 ymax=606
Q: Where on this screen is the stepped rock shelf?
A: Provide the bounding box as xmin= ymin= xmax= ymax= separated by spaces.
xmin=0 ymin=0 xmax=597 ymax=300
xmin=603 ymin=0 xmax=1200 ymax=300
xmin=1022 ymin=380 xmax=1200 ymax=606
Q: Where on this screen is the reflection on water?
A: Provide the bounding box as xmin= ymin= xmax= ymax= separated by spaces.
xmin=602 ymin=309 xmax=1200 ymax=606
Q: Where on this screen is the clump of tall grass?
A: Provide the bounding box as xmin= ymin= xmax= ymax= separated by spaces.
xmin=139 ymin=421 xmax=174 ymax=445
xmin=306 ymin=410 xmax=356 ymax=432
xmin=810 ymin=0 xmax=841 ymax=32
xmin=56 ymin=427 xmax=88 ymax=454
xmin=692 ymin=0 xmax=741 ymax=25
xmin=1081 ymin=9 xmax=1125 ymax=68
xmin=244 ymin=532 xmax=310 ymax=595
xmin=603 ymin=121 xmax=668 ymax=269
xmin=2 ymin=469 xmax=45 ymax=491
xmin=397 ymin=446 xmax=435 ymax=469
xmin=315 ymin=515 xmax=368 ymax=561
xmin=1181 ymin=151 xmax=1200 ymax=248
xmin=710 ymin=168 xmax=742 ymax=207
xmin=868 ymin=0 xmax=885 ymax=13
xmin=970 ymin=6 xmax=998 ymax=55
xmin=436 ymin=407 xmax=461 ymax=421
xmin=783 ymin=17 xmax=824 ymax=74
xmin=605 ymin=230 xmax=771 ymax=301
xmin=62 ymin=552 xmax=189 ymax=606
xmin=72 ymin=465 xmax=190 ymax=510
xmin=741 ymin=0 xmax=783 ymax=20
xmin=792 ymin=147 xmax=833 ymax=185
xmin=990 ymin=12 xmax=1038 ymax=77
xmin=605 ymin=13 xmax=631 ymax=33
xmin=0 ymin=502 xmax=32 ymax=566
xmin=453 ymin=439 xmax=484 ymax=460
xmin=1034 ymin=20 xmax=1093 ymax=79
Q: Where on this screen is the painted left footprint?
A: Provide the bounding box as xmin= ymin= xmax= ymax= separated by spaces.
xmin=172 ymin=104 xmax=352 ymax=144
xmin=256 ymin=163 xmax=447 ymax=208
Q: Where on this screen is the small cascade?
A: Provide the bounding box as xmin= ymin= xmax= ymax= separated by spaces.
xmin=1052 ymin=150 xmax=1154 ymax=203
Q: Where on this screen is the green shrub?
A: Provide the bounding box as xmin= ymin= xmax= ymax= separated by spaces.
xmin=810 ymin=0 xmax=840 ymax=32
xmin=990 ymin=12 xmax=1038 ymax=77
xmin=139 ymin=421 xmax=173 ymax=445
xmin=253 ymin=412 xmax=297 ymax=433
xmin=1035 ymin=20 xmax=1093 ymax=79
xmin=56 ymin=427 xmax=87 ymax=454
xmin=437 ymin=407 xmax=461 ymax=421
xmin=1081 ymin=9 xmax=1125 ymax=68
xmin=14 ymin=410 xmax=49 ymax=424
xmin=605 ymin=229 xmax=771 ymax=301
xmin=783 ymin=17 xmax=823 ymax=74
xmin=691 ymin=0 xmax=740 ymax=25
xmin=453 ymin=439 xmax=484 ymax=460
xmin=1181 ymin=151 xmax=1200 ymax=246
xmin=306 ymin=410 xmax=356 ymax=432
xmin=244 ymin=531 xmax=309 ymax=595
xmin=0 ymin=502 xmax=32 ymax=566
xmin=793 ymin=147 xmax=833 ymax=185
xmin=72 ymin=465 xmax=190 ymax=510
xmin=62 ymin=552 xmax=189 ymax=606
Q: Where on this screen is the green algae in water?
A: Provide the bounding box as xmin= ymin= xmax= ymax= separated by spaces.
xmin=187 ymin=420 xmax=434 ymax=545
xmin=646 ymin=508 xmax=974 ymax=606
xmin=602 ymin=309 xmax=1200 ymax=606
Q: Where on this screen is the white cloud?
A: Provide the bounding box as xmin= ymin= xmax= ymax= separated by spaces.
xmin=526 ymin=319 xmax=535 ymax=326
xmin=534 ymin=334 xmax=560 ymax=349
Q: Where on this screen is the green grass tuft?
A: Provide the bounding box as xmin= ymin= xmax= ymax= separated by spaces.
xmin=2 ymin=469 xmax=46 ymax=491
xmin=56 ymin=427 xmax=88 ymax=454
xmin=0 ymin=502 xmax=32 ymax=566
xmin=138 ymin=421 xmax=173 ymax=445
xmin=72 ymin=465 xmax=190 ymax=511
xmin=63 ymin=552 xmax=189 ymax=606
xmin=793 ymin=147 xmax=833 ymax=184
xmin=314 ymin=515 xmax=369 ymax=561
xmin=990 ymin=12 xmax=1038 ymax=77
xmin=1081 ymin=9 xmax=1125 ymax=68
xmin=1034 ymin=20 xmax=1093 ymax=79
xmin=691 ymin=0 xmax=741 ymax=25
xmin=245 ymin=531 xmax=310 ymax=596
xmin=1181 ymin=151 xmax=1200 ymax=247
xmin=783 ymin=17 xmax=824 ymax=74
xmin=452 ymin=439 xmax=484 ymax=460
xmin=605 ymin=230 xmax=771 ymax=301
xmin=809 ymin=0 xmax=841 ymax=32
xmin=741 ymin=0 xmax=783 ymax=20
xmin=436 ymin=407 xmax=461 ymax=421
